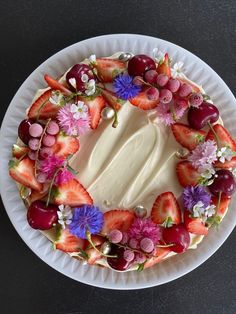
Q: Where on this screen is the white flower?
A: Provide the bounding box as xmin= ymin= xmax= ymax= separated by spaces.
xmin=49 ymin=90 xmax=64 ymax=105
xmin=171 ymin=62 xmax=184 ymax=78
xmin=192 ymin=201 xmax=205 ymax=218
xmin=89 ymin=54 xmax=96 ymax=64
xmin=205 ymin=204 xmax=216 ymax=217
xmin=152 ymin=48 xmax=164 ymax=63
xmin=200 ymin=165 xmax=216 ymax=179
xmin=69 ymin=77 xmax=77 ymax=89
xmin=217 ymin=146 xmax=235 ymax=163
xmin=70 ymin=101 xmax=88 ymax=120
xmin=57 ymin=205 xmax=73 ymax=229
xmin=85 ymin=79 xmax=96 ymax=96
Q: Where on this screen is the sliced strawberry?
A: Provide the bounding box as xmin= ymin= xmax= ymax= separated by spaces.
xmin=179 ymin=77 xmax=201 ymax=93
xmin=206 ymin=124 xmax=236 ymax=150
xmin=51 ymin=133 xmax=80 ymax=158
xmin=79 ymin=95 xmax=106 ymax=129
xmin=130 ymin=88 xmax=159 ymax=110
xmin=28 ymin=184 xmax=49 ymax=204
xmin=101 ymin=209 xmax=135 ymax=235
xmin=211 ymin=196 xmax=231 ymax=219
xmin=12 ymin=144 xmax=29 ymax=159
xmin=171 ymin=123 xmax=206 ymax=150
xmin=53 ymin=179 xmax=93 ymax=206
xmin=95 ymin=58 xmax=126 ymax=83
xmin=28 ymin=89 xmax=60 ymax=120
xmin=157 ymin=53 xmax=171 ymax=77
xmin=184 ymin=210 xmax=208 ymax=235
xmin=144 ymin=247 xmax=172 ymax=269
xmin=44 ymin=74 xmax=71 ymax=95
xmin=85 ymin=247 xmax=102 ymax=265
xmin=55 ymin=228 xmax=85 ymax=252
xmin=176 ymin=161 xmax=201 ymax=187
xmin=151 ymin=191 xmax=181 ymax=225
xmin=101 ymin=89 xmax=121 ymax=111
xmin=9 ymin=157 xmax=43 ymax=192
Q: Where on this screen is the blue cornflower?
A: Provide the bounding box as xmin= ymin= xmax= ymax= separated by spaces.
xmin=113 ymin=74 xmax=141 ymax=100
xmin=69 ymin=205 xmax=104 ymax=239
xmin=182 ymin=185 xmax=211 ymax=211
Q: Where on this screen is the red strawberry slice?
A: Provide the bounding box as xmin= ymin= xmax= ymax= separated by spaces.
xmin=51 ymin=133 xmax=80 ymax=158
xmin=144 ymin=247 xmax=172 ymax=269
xmin=29 ymin=184 xmax=49 ymax=204
xmin=171 ymin=123 xmax=206 ymax=150
xmin=157 ymin=53 xmax=171 ymax=77
xmin=28 ymin=89 xmax=60 ymax=120
xmin=211 ymin=196 xmax=231 ymax=219
xmin=130 ymin=88 xmax=159 ymax=110
xmin=84 ymin=235 xmax=106 ymax=249
xmin=53 ymin=179 xmax=93 ymax=206
xmin=95 ymin=58 xmax=126 ymax=83
xmin=9 ymin=157 xmax=43 ymax=191
xmin=101 ymin=209 xmax=135 ymax=235
xmin=101 ymin=89 xmax=122 ymax=111
xmin=55 ymin=228 xmax=86 ymax=252
xmin=85 ymin=247 xmax=102 ymax=265
xmin=176 ymin=161 xmax=201 ymax=187
xmin=12 ymin=144 xmax=29 ymax=159
xmin=206 ymin=124 xmax=236 ymax=150
xmin=184 ymin=210 xmax=208 ymax=235
xmin=44 ymin=74 xmax=71 ymax=95
xmin=151 ymin=191 xmax=181 ymax=225
xmin=80 ymin=95 xmax=106 ymax=129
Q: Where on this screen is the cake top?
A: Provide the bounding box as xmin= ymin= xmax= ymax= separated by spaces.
xmin=9 ymin=49 xmax=236 ymax=272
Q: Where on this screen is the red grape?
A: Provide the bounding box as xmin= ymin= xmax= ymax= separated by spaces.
xmin=146 ymin=87 xmax=159 ymax=101
xmin=159 ymin=89 xmax=173 ymax=104
xmin=66 ymin=64 xmax=94 ymax=92
xmin=188 ymin=102 xmax=219 ymax=129
xmin=189 ymin=93 xmax=203 ymax=107
xmin=128 ymin=55 xmax=156 ymax=77
xmin=209 ymin=169 xmax=236 ymax=197
xmin=167 ymin=78 xmax=181 ymax=93
xmin=162 ymin=224 xmax=190 ymax=253
xmin=27 ymin=200 xmax=58 ymax=230
xmin=178 ymin=83 xmax=192 ymax=97
xmin=156 ymin=74 xmax=169 ymax=87
xmin=144 ymin=69 xmax=158 ymax=84
xmin=18 ymin=119 xmax=34 ymax=145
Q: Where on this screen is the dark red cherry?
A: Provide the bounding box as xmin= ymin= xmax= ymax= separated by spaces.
xmin=18 ymin=119 xmax=34 ymax=144
xmin=66 ymin=64 xmax=94 ymax=92
xmin=27 ymin=200 xmax=58 ymax=230
xmin=188 ymin=102 xmax=219 ymax=129
xmin=162 ymin=224 xmax=190 ymax=253
xmin=209 ymin=169 xmax=236 ymax=197
xmin=107 ymin=245 xmax=132 ymax=271
xmin=128 ymin=55 xmax=156 ymax=77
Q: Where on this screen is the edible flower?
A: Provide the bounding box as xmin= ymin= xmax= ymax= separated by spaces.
xmin=171 ymin=62 xmax=184 ymax=78
xmin=113 ymin=74 xmax=141 ymax=100
xmin=128 ymin=218 xmax=161 ymax=245
xmin=182 ymin=185 xmax=211 ymax=211
xmin=192 ymin=201 xmax=216 ymax=222
xmin=89 ymin=54 xmax=96 ymax=64
xmin=69 ymin=205 xmax=104 ymax=239
xmin=152 ymin=48 xmax=165 ymax=63
xmin=57 ymin=103 xmax=90 ymax=136
xmin=217 ymin=146 xmax=236 ymax=163
xmin=85 ymin=79 xmax=96 ymax=96
xmin=70 ymin=101 xmax=88 ymax=120
xmin=156 ymin=100 xmax=186 ymax=125
xmin=57 ymin=205 xmax=73 ymax=229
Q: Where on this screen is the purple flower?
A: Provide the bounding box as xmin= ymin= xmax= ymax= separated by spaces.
xmin=69 ymin=205 xmax=104 ymax=239
xmin=188 ymin=140 xmax=217 ymax=171
xmin=54 ymin=168 xmax=74 ymax=185
xmin=156 ymin=99 xmax=187 ymax=126
xmin=113 ymin=74 xmax=141 ymax=100
xmin=128 ymin=218 xmax=161 ymax=245
xmin=182 ymin=185 xmax=211 ymax=211
xmin=39 ymin=155 xmax=64 ymax=179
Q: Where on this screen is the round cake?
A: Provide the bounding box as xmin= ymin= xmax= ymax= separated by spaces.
xmin=9 ymin=49 xmax=236 ymax=272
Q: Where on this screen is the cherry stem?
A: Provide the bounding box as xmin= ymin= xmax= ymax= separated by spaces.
xmin=208 ymin=122 xmax=220 ymax=148
xmin=34 ymin=118 xmax=51 ymax=177
xmin=217 ymin=191 xmax=222 ymax=216
xmin=46 ymin=166 xmax=62 ymax=207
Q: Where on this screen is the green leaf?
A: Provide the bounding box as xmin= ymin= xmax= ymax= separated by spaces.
xmin=202 ymin=94 xmax=211 ymax=101
xmin=8 ymin=159 xmax=16 ymax=168
xmin=196 ymin=134 xmax=205 ymax=143
xmin=137 ymin=261 xmax=147 ymax=272
xmin=117 ymin=98 xmax=126 ymax=105
xmin=206 ymin=215 xmax=221 ymax=228
xmin=161 ymin=216 xmax=173 ymax=228
xmin=67 ymin=165 xmax=78 ymax=175
xmin=78 ymin=249 xmax=89 ymax=260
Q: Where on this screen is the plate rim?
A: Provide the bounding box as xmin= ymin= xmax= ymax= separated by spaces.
xmin=1 ymin=33 xmax=236 ymax=290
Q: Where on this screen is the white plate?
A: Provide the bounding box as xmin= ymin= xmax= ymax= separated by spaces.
xmin=0 ymin=34 xmax=236 ymax=290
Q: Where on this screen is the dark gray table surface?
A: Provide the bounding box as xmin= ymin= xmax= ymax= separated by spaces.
xmin=1 ymin=1 xmax=236 ymax=313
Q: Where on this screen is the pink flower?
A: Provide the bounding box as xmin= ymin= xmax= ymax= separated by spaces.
xmin=156 ymin=99 xmax=187 ymax=126
xmin=57 ymin=103 xmax=90 ymax=136
xmin=188 ymin=140 xmax=217 ymax=171
xmin=128 ymin=218 xmax=161 ymax=245
xmin=55 ymin=168 xmax=74 ymax=185
xmin=39 ymin=155 xmax=64 ymax=179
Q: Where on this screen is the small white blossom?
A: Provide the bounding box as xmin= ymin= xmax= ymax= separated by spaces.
xmin=81 ymin=73 xmax=89 ymax=83
xmin=57 ymin=205 xmax=73 ymax=229
xmin=192 ymin=201 xmax=205 ymax=218
xmin=171 ymin=61 xmax=184 ymax=78
xmin=200 ymin=165 xmax=216 ymax=179
xmin=70 ymin=101 xmax=88 ymax=120
xmin=89 ymin=54 xmax=96 ymax=64
xmin=152 ymin=48 xmax=165 ymax=63
xmin=85 ymin=79 xmax=96 ymax=96
xmin=69 ymin=77 xmax=77 ymax=89
xmin=217 ymin=146 xmax=235 ymax=163
xmin=49 ymin=90 xmax=64 ymax=105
